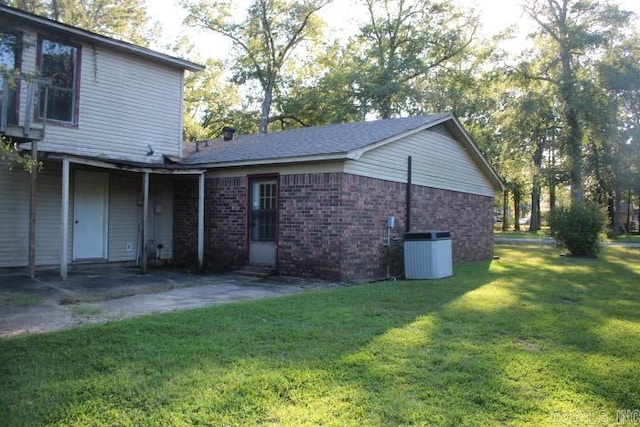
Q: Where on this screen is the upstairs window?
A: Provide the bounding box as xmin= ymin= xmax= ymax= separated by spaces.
xmin=38 ymin=38 xmax=79 ymax=124
xmin=0 ymin=31 xmax=20 ymax=125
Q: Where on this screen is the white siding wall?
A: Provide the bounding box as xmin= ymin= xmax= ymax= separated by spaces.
xmin=344 ymin=129 xmax=495 ymax=197
xmin=95 ymin=171 xmax=175 ymax=263
xmin=108 ymin=171 xmax=141 ymax=262
xmin=14 ymin=27 xmax=184 ymax=163
xmin=148 ymin=175 xmax=173 ymax=260
xmin=0 ymin=167 xmax=30 ymax=267
xmin=0 ymin=163 xmax=176 ymax=268
xmin=0 ymin=163 xmax=62 ymax=267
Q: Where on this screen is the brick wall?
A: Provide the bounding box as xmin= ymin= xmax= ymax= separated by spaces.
xmin=206 ymin=176 xmax=248 ymax=272
xmin=277 ymin=173 xmax=494 ymax=281
xmin=200 ymin=171 xmax=494 ymax=281
xmin=278 ymin=173 xmax=344 ymax=280
xmin=277 ymin=173 xmax=408 ymax=281
xmin=409 ymin=186 xmax=495 ymax=263
xmin=339 ymin=175 xmax=407 ymax=281
xmin=172 ymin=176 xmax=199 ymax=268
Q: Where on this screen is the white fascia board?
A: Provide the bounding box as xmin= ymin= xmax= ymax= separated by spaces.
xmin=195 ymin=152 xmax=350 ymax=169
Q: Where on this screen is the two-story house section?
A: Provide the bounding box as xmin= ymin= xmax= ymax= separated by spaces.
xmin=0 ymin=5 xmax=206 ymax=278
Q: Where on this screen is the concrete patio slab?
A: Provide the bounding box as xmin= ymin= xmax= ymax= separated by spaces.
xmin=0 ymin=266 xmax=345 ymax=338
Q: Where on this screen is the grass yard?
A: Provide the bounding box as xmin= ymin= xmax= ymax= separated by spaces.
xmin=494 ymin=228 xmax=640 ymax=244
xmin=1 ymin=246 xmax=639 ymax=426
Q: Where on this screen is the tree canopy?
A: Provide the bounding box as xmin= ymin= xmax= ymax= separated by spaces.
xmin=1 ymin=0 xmax=155 ymax=45
xmin=4 ymin=0 xmax=640 ymax=233
xmin=183 ymin=0 xmax=329 ymax=133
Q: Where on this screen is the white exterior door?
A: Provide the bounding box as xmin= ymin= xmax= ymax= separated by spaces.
xmin=249 ymin=179 xmax=278 ymax=265
xmin=73 ymin=171 xmax=108 ymax=260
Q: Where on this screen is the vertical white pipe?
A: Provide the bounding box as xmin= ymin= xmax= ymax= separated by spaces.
xmin=28 ymin=140 xmax=38 ymax=278
xmin=141 ymin=172 xmax=150 ymax=274
xmin=60 ymin=157 xmax=69 ymax=279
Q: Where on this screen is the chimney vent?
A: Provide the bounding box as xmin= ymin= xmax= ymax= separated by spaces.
xmin=222 ymin=126 xmax=236 ymax=141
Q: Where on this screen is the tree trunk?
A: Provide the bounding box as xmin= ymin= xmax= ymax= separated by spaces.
xmin=560 ymin=49 xmax=584 ymax=204
xmin=513 ymin=189 xmax=521 ymax=231
xmin=530 ymin=188 xmax=541 ymax=233
xmin=607 ymin=196 xmax=614 ymax=229
xmin=259 ymin=82 xmax=274 ymax=134
xmin=529 ymin=142 xmax=543 ymax=233
xmin=548 ymin=144 xmax=556 ymax=212
xmin=614 ymin=188 xmax=624 ymax=235
xmin=502 ymin=190 xmax=509 ymax=232
xmin=627 ymin=192 xmax=633 ymax=233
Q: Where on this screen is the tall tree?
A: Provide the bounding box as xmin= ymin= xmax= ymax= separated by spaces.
xmin=350 ymin=0 xmax=477 ymax=119
xmin=184 ymin=0 xmax=329 ymax=134
xmin=523 ymin=0 xmax=633 ymax=204
xmin=182 ymin=56 xmax=243 ymax=141
xmin=1 ymin=0 xmax=155 ymax=46
xmin=275 ymin=41 xmax=366 ymax=128
xmin=586 ymin=31 xmax=640 ymax=233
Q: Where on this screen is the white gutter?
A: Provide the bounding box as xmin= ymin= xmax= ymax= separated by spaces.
xmin=190 ymin=152 xmax=353 ymax=169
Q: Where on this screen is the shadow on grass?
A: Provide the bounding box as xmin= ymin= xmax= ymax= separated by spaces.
xmin=440 ymin=245 xmax=640 ymax=423
xmin=0 ymin=260 xmax=492 ymax=426
xmin=1 ymin=248 xmax=639 ymax=425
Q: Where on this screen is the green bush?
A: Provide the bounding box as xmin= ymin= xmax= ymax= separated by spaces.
xmin=548 ymin=202 xmax=605 ymax=257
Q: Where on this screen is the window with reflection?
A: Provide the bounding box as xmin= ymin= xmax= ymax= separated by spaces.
xmin=38 ymin=38 xmax=79 ymax=123
xmin=0 ymin=31 xmax=20 ymax=125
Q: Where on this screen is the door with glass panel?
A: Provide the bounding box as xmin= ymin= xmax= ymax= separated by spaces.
xmin=249 ymin=179 xmax=278 ymax=265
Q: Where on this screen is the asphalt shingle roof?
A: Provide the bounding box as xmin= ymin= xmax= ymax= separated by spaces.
xmin=182 ymin=114 xmax=450 ymax=165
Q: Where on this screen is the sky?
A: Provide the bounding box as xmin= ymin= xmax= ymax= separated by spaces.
xmin=146 ymin=0 xmax=640 ymax=60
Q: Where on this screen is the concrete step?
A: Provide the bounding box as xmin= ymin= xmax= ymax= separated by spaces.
xmin=236 ymin=264 xmax=278 ymax=278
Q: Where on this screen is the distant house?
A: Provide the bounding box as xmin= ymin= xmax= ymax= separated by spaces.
xmin=620 ymin=202 xmax=639 ymax=232
xmin=0 ymin=5 xmax=205 ymax=277
xmin=177 ymin=114 xmax=504 ymax=282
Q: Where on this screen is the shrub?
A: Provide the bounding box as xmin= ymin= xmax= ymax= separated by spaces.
xmin=548 ymin=202 xmax=605 ymax=257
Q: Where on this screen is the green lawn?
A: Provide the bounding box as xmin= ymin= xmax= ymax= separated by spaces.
xmin=1 ymin=246 xmax=639 ymax=426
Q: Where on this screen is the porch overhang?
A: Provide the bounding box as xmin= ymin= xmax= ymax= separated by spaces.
xmin=44 ymin=153 xmax=206 ymax=175
xmin=48 ymin=154 xmax=206 ymax=279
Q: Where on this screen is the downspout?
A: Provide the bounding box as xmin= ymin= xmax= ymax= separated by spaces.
xmin=28 ymin=134 xmax=37 ymax=279
xmin=28 ymin=82 xmax=43 ymax=279
xmin=141 ymin=172 xmax=150 ymax=274
xmin=60 ymin=158 xmax=69 ymax=279
xmin=405 ymin=156 xmax=412 ymax=233
xmin=198 ymin=172 xmax=205 ymax=269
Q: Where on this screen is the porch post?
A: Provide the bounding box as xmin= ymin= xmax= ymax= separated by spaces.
xmin=28 ymin=139 xmax=38 ymax=279
xmin=198 ymin=172 xmax=205 ymax=269
xmin=60 ymin=157 xmax=70 ymax=280
xmin=141 ymin=172 xmax=150 ymax=274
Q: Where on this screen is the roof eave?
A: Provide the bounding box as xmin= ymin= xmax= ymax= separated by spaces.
xmin=44 ymin=153 xmax=206 ymax=174
xmin=189 ymin=152 xmax=350 ymax=169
